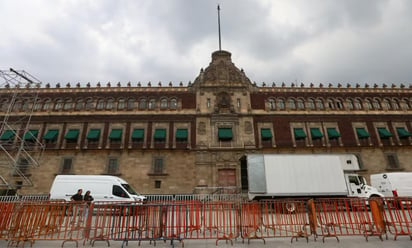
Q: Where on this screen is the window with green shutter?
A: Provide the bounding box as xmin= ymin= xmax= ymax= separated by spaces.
xmin=131 ymin=129 xmax=144 ymax=142
xmin=378 ymin=128 xmax=392 ymax=139
xmin=327 ymin=128 xmax=341 ymax=140
xmin=293 ymin=128 xmax=306 ymax=140
xmin=310 ymin=128 xmax=323 ymax=140
xmin=356 ymin=128 xmax=370 ymax=139
xmin=218 ymin=128 xmax=233 ymax=141
xmin=154 ymin=129 xmax=166 ymax=141
xmin=260 ymin=129 xmax=272 ymax=140
xmin=175 ymin=129 xmax=188 ymax=142
xmin=396 ymin=127 xmax=411 ymax=139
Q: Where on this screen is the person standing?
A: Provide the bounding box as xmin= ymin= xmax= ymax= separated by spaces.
xmin=83 ymin=190 xmax=94 ymax=220
xmin=70 ymin=189 xmax=83 ymax=201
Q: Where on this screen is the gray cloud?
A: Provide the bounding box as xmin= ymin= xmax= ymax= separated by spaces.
xmin=0 ymin=0 xmax=411 ymax=86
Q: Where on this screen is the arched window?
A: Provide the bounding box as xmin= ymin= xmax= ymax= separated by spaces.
xmin=316 ymin=99 xmax=324 ymax=110
xmin=1 ymin=99 xmax=9 ymax=112
xmin=327 ymin=99 xmax=335 ymax=110
xmin=138 ymin=98 xmax=146 ymax=110
xmin=170 ymin=98 xmax=177 ymax=109
xmin=354 ymin=99 xmax=362 ymax=110
xmin=127 ymin=98 xmax=135 ymax=110
xmin=33 ymin=100 xmax=42 ymax=111
xmin=22 ymin=100 xmax=30 ymax=111
xmin=13 ymin=101 xmax=22 ymax=111
xmin=401 ymin=98 xmax=409 ymax=110
xmin=346 ymin=99 xmax=354 ymax=110
xmin=74 ymin=99 xmax=84 ymax=110
xmin=160 ymin=98 xmax=168 ymax=109
xmin=277 ymin=99 xmax=285 ymax=110
xmin=43 ymin=99 xmax=52 ymax=111
xmin=85 ymin=98 xmax=94 ymax=110
xmin=63 ymin=98 xmax=73 ymax=111
xmin=117 ymin=98 xmax=125 ymax=110
xmin=307 ymin=98 xmax=315 ymax=110
xmin=336 ymin=99 xmax=343 ymax=110
xmin=372 ymin=99 xmax=381 ymax=110
xmin=106 ymin=98 xmax=114 ymax=110
xmin=96 ymin=99 xmax=105 ymax=110
xmin=383 ymin=99 xmax=391 ymax=110
xmin=288 ymin=99 xmax=296 ymax=110
xmin=54 ymin=99 xmax=63 ymax=111
xmin=392 ymin=99 xmax=400 ymax=110
xmin=148 ymin=99 xmax=156 ymax=110
xmin=268 ymin=98 xmax=275 ymax=110
xmin=365 ymin=99 xmax=373 ymax=110
xmin=297 ymin=99 xmax=305 ymax=110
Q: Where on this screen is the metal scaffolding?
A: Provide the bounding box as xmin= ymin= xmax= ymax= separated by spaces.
xmin=0 ymin=68 xmax=44 ymax=192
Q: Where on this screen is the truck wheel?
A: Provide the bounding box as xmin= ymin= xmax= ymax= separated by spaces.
xmin=285 ymin=203 xmax=296 ymax=213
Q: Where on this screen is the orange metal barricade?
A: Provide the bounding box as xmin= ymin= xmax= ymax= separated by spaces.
xmin=381 ymin=197 xmax=412 ymax=240
xmin=313 ymin=198 xmax=385 ymax=242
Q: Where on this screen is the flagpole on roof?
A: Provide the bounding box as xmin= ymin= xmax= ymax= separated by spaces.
xmin=217 ymin=4 xmax=222 ymax=51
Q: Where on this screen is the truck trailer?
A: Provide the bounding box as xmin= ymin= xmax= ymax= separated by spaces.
xmin=246 ymin=154 xmax=383 ymax=201
xmin=370 ymin=172 xmax=412 ymax=198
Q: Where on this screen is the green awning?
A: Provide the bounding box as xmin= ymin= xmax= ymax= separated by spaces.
xmin=0 ymin=130 xmax=15 ymax=141
xmin=356 ymin=128 xmax=370 ymax=139
xmin=396 ymin=127 xmax=411 ymax=138
xmin=310 ymin=128 xmax=323 ymax=140
xmin=24 ymin=130 xmax=38 ymax=141
xmin=87 ymin=129 xmax=100 ymax=140
xmin=154 ymin=129 xmax=166 ymax=140
xmin=43 ymin=130 xmax=59 ymax=141
xmin=176 ymin=129 xmax=188 ymax=140
xmin=131 ymin=129 xmax=144 ymax=139
xmin=294 ymin=128 xmax=306 ymax=140
xmin=64 ymin=129 xmax=79 ymax=140
xmin=109 ymin=129 xmax=122 ymax=140
xmin=218 ymin=128 xmax=233 ymax=140
xmin=378 ymin=128 xmax=392 ymax=139
xmin=261 ymin=129 xmax=272 ymax=140
xmin=327 ymin=128 xmax=341 ymax=139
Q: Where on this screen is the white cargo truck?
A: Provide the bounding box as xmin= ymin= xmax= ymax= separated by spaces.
xmin=49 ymin=175 xmax=146 ymax=203
xmin=370 ymin=172 xmax=412 ymax=197
xmin=246 ymin=154 xmax=383 ymax=201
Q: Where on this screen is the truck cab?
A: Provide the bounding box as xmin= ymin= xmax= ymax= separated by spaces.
xmin=345 ymin=173 xmax=383 ymax=198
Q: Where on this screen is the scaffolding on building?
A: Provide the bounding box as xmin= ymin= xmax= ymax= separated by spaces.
xmin=0 ymin=68 xmax=45 ymax=193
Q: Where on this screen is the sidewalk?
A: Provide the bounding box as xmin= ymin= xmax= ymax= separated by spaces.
xmin=1 ymin=236 xmax=411 ymax=248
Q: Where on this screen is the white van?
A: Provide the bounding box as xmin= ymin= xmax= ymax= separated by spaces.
xmin=49 ymin=175 xmax=146 ymax=202
xmin=370 ymin=172 xmax=412 ymax=197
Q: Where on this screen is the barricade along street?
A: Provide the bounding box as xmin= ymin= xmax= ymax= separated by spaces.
xmin=0 ymin=197 xmax=411 ymax=247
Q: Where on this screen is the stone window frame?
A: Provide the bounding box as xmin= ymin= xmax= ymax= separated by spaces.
xmin=63 ymin=98 xmax=73 ymax=111
xmin=352 ymin=122 xmax=372 ymax=146
xmin=106 ymin=157 xmax=120 ymax=175
xmin=106 ymin=124 xmax=125 ymax=149
xmin=392 ymin=122 xmax=411 ymax=146
xmin=382 ymin=98 xmax=392 ymax=111
xmin=138 ymin=98 xmax=147 ymax=110
xmin=287 ymin=98 xmax=296 ymax=110
xmin=354 ymin=98 xmax=363 ymax=110
xmin=384 ymin=153 xmax=401 ymax=170
xmin=127 ymin=98 xmax=135 ymax=110
xmin=62 ymin=124 xmax=82 ymax=149
xmin=315 ymin=98 xmax=325 ymax=110
xmin=170 ymin=98 xmax=178 ymax=110
xmin=106 ymin=98 xmax=115 ymax=110
xmin=60 ymin=157 xmax=73 ymax=174
xmin=160 ymin=97 xmax=168 ymax=110
xmin=391 ymin=98 xmax=400 ymax=110
xmin=372 ymin=98 xmax=381 ymax=110
xmin=54 ymin=98 xmax=64 ymax=111
xmin=266 ymin=97 xmax=275 ymax=111
xmin=290 ymin=122 xmax=308 ymax=147
xmin=43 ymin=125 xmax=63 ymax=147
xmin=326 ymin=98 xmax=335 ymax=110
xmin=96 ymin=98 xmax=105 ymax=110
xmin=148 ymin=98 xmax=156 ymax=110
xmin=345 ymin=98 xmax=354 ymax=110
xmin=84 ymin=124 xmax=104 ymax=149
xmin=85 ymin=98 xmax=94 ymax=110
xmin=151 ymin=123 xmax=169 ymax=149
xmin=307 ymin=122 xmax=325 ymax=147
xmin=296 ymin=98 xmax=305 ymax=110
xmin=173 ymin=123 xmax=191 ymax=149
xmin=373 ymin=122 xmax=394 ymax=146
xmin=323 ymin=122 xmax=343 ymax=147
xmin=307 ymin=98 xmax=315 ymax=110
xmin=364 ymin=98 xmax=373 ymax=110
xmin=128 ymin=124 xmax=148 ymax=149
xmin=117 ymin=98 xmax=126 ymax=110
xmin=276 ymin=98 xmax=286 ymax=110
xmin=257 ymin=122 xmax=275 ymax=148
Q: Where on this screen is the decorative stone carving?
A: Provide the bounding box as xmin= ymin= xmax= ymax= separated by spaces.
xmin=198 ymin=122 xmax=206 ymax=135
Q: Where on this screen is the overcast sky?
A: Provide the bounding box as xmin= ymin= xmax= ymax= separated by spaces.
xmin=1 ymin=0 xmax=411 ymax=87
